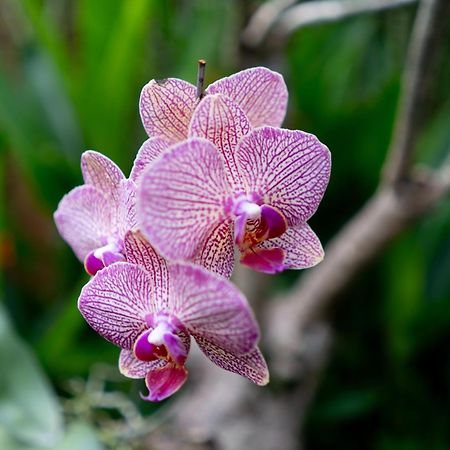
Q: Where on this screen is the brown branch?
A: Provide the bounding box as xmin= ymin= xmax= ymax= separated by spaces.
xmin=383 ymin=0 xmax=443 ymax=184
xmin=147 ymin=1 xmax=449 ymax=449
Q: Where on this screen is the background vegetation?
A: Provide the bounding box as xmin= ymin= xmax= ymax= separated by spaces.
xmin=0 ymin=1 xmax=448 ymax=449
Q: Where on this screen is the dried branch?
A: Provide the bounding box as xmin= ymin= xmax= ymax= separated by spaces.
xmin=383 ymin=0 xmax=443 ymax=184
xmin=242 ymin=0 xmax=418 ymax=48
xmin=151 ymin=1 xmax=448 ymax=449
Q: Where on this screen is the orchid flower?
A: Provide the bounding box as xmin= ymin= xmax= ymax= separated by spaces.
xmin=138 ymin=94 xmax=331 ymax=275
xmin=78 ymin=231 xmax=268 ymax=401
xmin=139 ymin=66 xmax=288 ymax=143
xmin=54 ymin=143 xmax=170 ymax=275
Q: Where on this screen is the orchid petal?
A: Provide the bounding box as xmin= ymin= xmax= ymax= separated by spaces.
xmin=139 ymin=78 xmax=197 ymax=142
xmin=81 ymin=151 xmax=125 ymax=199
xmin=130 ymin=137 xmax=172 ymax=183
xmin=236 ymin=127 xmax=331 ymax=225
xmin=196 ymin=336 xmax=269 ymax=386
xmin=78 ymin=262 xmax=156 ymax=349
xmin=193 ymin=220 xmax=235 ymax=279
xmin=54 ymin=185 xmax=111 ymax=261
xmin=116 ymin=179 xmax=137 ymax=235
xmin=258 ymin=223 xmax=324 ymax=269
xmin=138 ymin=138 xmax=231 ymax=261
xmin=123 ymin=230 xmax=170 ymax=310
xmin=189 ymin=94 xmax=249 ymax=188
xmin=206 ymin=67 xmax=288 ymax=128
xmin=142 ymin=364 xmax=188 ymax=402
xmin=168 ymin=263 xmax=259 ymax=355
xmin=240 ymin=247 xmax=285 ymax=274
xmin=119 ymin=349 xmax=166 ymax=379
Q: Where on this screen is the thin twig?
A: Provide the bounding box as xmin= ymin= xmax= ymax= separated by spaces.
xmin=196 ymin=59 xmax=206 ymax=100
xmin=241 ymin=0 xmax=296 ymax=48
xmin=242 ymin=0 xmax=417 ymax=48
xmin=383 ymin=0 xmax=443 ymax=184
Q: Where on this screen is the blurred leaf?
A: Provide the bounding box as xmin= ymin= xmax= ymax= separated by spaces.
xmin=44 ymin=421 xmax=104 ymax=450
xmin=0 ymin=303 xmax=63 ymax=448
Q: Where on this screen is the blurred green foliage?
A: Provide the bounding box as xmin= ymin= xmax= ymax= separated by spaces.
xmin=0 ymin=0 xmax=448 ymax=448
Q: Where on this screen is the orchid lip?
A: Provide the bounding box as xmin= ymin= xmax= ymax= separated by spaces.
xmin=136 ymin=313 xmax=188 ymax=366
xmin=84 ymin=237 xmax=125 ymax=276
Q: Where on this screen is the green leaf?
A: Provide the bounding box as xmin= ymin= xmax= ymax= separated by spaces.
xmin=0 ymin=303 xmax=63 ymax=448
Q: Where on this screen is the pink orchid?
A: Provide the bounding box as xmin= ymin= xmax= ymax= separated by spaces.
xmin=78 ymin=231 xmax=268 ymax=401
xmin=139 ymin=66 xmax=288 ymax=143
xmin=54 ymin=144 xmax=170 ymax=275
xmin=138 ymin=94 xmax=331 ymax=274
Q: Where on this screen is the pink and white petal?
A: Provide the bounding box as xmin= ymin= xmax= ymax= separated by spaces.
xmin=168 ymin=263 xmax=259 ymax=355
xmin=196 ymin=336 xmax=269 ymax=386
xmin=193 ymin=220 xmax=235 ymax=279
xmin=78 ymin=262 xmax=156 ymax=349
xmin=81 ymin=151 xmax=125 ymax=198
xmin=123 ymin=230 xmax=170 ymax=310
xmin=206 ymin=67 xmax=288 ymax=128
xmin=259 ymin=223 xmax=324 ymax=269
xmin=236 ymin=127 xmax=331 ymax=225
xmin=189 ymin=94 xmax=249 ymax=189
xmin=142 ymin=364 xmax=188 ymax=402
xmin=119 ymin=349 xmax=166 ymax=379
xmin=138 ymin=138 xmax=231 ymax=261
xmin=130 ymin=137 xmax=172 ymax=183
xmin=116 ymin=179 xmax=138 ymax=235
xmin=139 ymin=78 xmax=197 ymax=142
xmin=54 ymin=185 xmax=112 ymax=261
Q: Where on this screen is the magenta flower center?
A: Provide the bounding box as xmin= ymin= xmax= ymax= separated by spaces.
xmin=231 ymin=194 xmax=287 ymax=250
xmin=84 ymin=237 xmax=125 ymax=276
xmin=134 ymin=313 xmax=188 ymax=366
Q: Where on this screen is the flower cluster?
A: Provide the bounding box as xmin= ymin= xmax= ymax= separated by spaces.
xmin=54 ymin=66 xmax=331 ymax=401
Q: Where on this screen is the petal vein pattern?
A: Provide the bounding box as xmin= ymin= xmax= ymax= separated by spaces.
xmin=189 ymin=94 xmax=249 ymax=189
xmin=139 ymin=78 xmax=197 ymax=142
xmin=206 ymin=67 xmax=288 ymax=128
xmin=236 ymin=127 xmax=331 ymax=225
xmin=196 ymin=336 xmax=269 ymax=385
xmin=78 ymin=263 xmax=155 ymax=349
xmin=168 ymin=264 xmax=259 ymax=355
xmin=123 ymin=231 xmax=170 ymax=310
xmin=54 ymin=185 xmax=112 ymax=261
xmin=138 ymin=138 xmax=231 ymax=260
xmin=81 ymin=150 xmax=125 ymax=196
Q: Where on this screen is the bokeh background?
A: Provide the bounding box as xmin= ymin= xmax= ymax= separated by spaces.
xmin=0 ymin=1 xmax=449 ymax=449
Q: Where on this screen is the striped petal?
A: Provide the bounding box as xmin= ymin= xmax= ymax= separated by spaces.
xmin=258 ymin=223 xmax=324 ymax=270
xmin=168 ymin=263 xmax=259 ymax=355
xmin=138 ymin=138 xmax=231 ymax=261
xmin=119 ymin=349 xmax=166 ymax=379
xmin=81 ymin=151 xmax=125 ymax=200
xmin=139 ymin=78 xmax=197 ymax=142
xmin=189 ymin=94 xmax=249 ymax=189
xmin=78 ymin=262 xmax=156 ymax=349
xmin=123 ymin=231 xmax=170 ymax=310
xmin=236 ymin=127 xmax=331 ymax=225
xmin=54 ymin=185 xmax=111 ymax=261
xmin=130 ymin=137 xmax=172 ymax=183
xmin=116 ymin=179 xmax=138 ymax=235
xmin=196 ymin=336 xmax=269 ymax=386
xmin=206 ymin=67 xmax=288 ymax=128
xmin=193 ymin=220 xmax=235 ymax=279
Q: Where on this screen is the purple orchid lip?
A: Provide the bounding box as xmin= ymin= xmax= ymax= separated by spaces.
xmin=83 ymin=239 xmax=125 ymax=276
xmin=141 ymin=364 xmax=189 ymax=402
xmin=240 ymin=247 xmax=285 ymax=274
xmin=135 ymin=313 xmax=189 ymax=366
